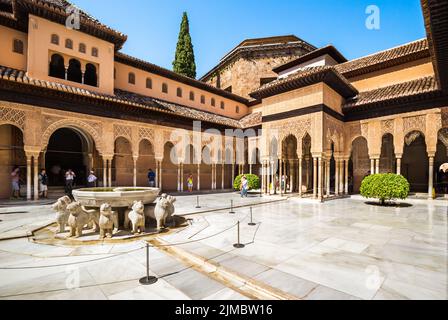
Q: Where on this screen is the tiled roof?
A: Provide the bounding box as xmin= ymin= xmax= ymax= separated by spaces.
xmin=250 ymin=66 xmax=358 ymax=100
xmin=335 ymin=38 xmax=430 ymax=78
xmin=273 ymin=45 xmax=347 ymax=74
xmin=0 ymin=65 xmax=244 ymax=128
xmin=115 ymin=52 xmax=249 ymax=104
xmin=239 ymin=112 xmax=262 ymax=129
xmin=343 ymin=76 xmax=439 ymax=109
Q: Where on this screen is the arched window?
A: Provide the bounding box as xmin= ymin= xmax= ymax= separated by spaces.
xmin=189 ymin=91 xmax=195 ymax=101
xmin=177 ymin=87 xmax=182 ymax=98
xmin=51 ymin=34 xmax=59 ymax=45
xmin=236 ymin=106 xmax=240 ymax=114
xmin=200 ymin=95 xmax=205 ymax=104
xmin=91 ymin=47 xmax=98 ymax=57
xmin=67 ymin=59 xmax=82 ymax=83
xmin=12 ymin=39 xmax=23 ymax=54
xmin=220 ymin=101 xmax=225 ymax=109
xmin=84 ymin=63 xmax=97 ymax=87
xmin=146 ymin=78 xmax=152 ymax=89
xmin=49 ymin=54 xmax=65 ymax=79
xmin=211 ymin=98 xmax=216 ymax=107
xmin=65 ymin=38 xmax=73 ymax=49
xmin=79 ymin=43 xmax=86 ymax=53
xmin=128 ymin=72 xmax=135 ymax=84
xmin=162 ymin=83 xmax=168 ymax=93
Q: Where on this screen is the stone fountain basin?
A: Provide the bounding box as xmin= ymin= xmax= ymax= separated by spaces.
xmin=72 ymin=187 xmax=160 ymax=208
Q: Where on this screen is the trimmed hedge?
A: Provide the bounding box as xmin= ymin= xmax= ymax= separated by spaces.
xmin=233 ymin=174 xmax=261 ymax=191
xmin=360 ymin=173 xmax=410 ymax=205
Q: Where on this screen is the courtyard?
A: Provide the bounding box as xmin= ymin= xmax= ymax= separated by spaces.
xmin=0 ymin=193 xmax=446 ymax=300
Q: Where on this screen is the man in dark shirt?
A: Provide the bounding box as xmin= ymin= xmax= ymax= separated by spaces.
xmin=148 ymin=169 xmax=156 ymax=187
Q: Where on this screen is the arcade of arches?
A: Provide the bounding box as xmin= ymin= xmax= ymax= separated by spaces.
xmin=0 ymin=104 xmax=448 ymax=201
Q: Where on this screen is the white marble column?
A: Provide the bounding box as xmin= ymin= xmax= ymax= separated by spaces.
xmin=326 ymin=159 xmax=331 ymax=197
xmin=428 ymin=155 xmax=435 ymax=200
xmin=197 ymin=164 xmax=201 ymax=191
xmin=177 ymin=163 xmax=181 ymax=191
xmin=33 ymin=155 xmax=39 ymax=200
xmin=306 ymin=158 xmax=310 ymax=192
xmin=396 ymin=155 xmax=402 ymax=175
xmin=133 ymin=156 xmax=138 ymax=187
xmin=298 ymin=158 xmax=303 ymax=197
xmin=290 ymin=160 xmax=295 ymax=193
xmin=375 ymin=158 xmax=380 ymax=175
xmin=339 ymin=159 xmax=344 ymax=194
xmin=249 ymin=164 xmax=253 ymax=175
xmin=108 ymin=159 xmax=112 ymax=187
xmin=313 ymin=157 xmax=318 ymax=199
xmin=181 ymin=163 xmax=184 ymax=192
xmin=221 ymin=163 xmax=225 ymax=190
xmin=335 ymin=159 xmax=339 ymax=196
xmin=279 ymin=159 xmax=283 ymax=196
xmin=103 ymin=158 xmax=107 ymax=187
xmin=344 ymin=158 xmax=349 ymax=195
xmin=318 ymin=157 xmax=323 ymax=200
xmin=370 ymin=158 xmax=375 ymax=174
xmin=26 ymin=155 xmax=32 ymax=200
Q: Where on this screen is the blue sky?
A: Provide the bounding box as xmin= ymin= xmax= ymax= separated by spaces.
xmin=73 ymin=0 xmax=426 ymax=78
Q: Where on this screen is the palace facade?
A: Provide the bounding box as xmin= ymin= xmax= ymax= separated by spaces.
xmin=0 ymin=0 xmax=447 ymax=200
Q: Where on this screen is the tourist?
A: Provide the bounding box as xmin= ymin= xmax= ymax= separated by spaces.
xmin=148 ymin=169 xmax=156 ymax=187
xmin=87 ymin=170 xmax=97 ymax=188
xmin=38 ymin=168 xmax=48 ymax=199
xmin=240 ymin=175 xmax=249 ymax=198
xmin=187 ymin=174 xmax=194 ymax=192
xmin=10 ymin=166 xmax=20 ymax=199
xmin=65 ymin=169 xmax=76 ymax=198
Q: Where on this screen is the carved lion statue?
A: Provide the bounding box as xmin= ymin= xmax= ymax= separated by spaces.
xmin=52 ymin=196 xmax=72 ymax=233
xmin=153 ymin=194 xmax=176 ymax=231
xmin=127 ymin=201 xmax=146 ymax=234
xmin=66 ymin=202 xmax=90 ymax=238
xmin=99 ymin=203 xmax=116 ymax=239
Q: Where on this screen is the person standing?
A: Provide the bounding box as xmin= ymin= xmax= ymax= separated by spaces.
xmin=187 ymin=174 xmax=194 ymax=192
xmin=87 ymin=170 xmax=97 ymax=188
xmin=240 ymin=175 xmax=249 ymax=198
xmin=38 ymin=168 xmax=48 ymax=199
xmin=148 ymin=169 xmax=156 ymax=187
xmin=10 ymin=166 xmax=20 ymax=199
xmin=65 ymin=169 xmax=76 ymax=198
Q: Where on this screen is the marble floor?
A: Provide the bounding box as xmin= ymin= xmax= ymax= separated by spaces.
xmin=0 ymin=193 xmax=446 ymax=300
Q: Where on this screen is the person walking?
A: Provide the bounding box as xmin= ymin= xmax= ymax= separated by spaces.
xmin=38 ymin=168 xmax=48 ymax=199
xmin=240 ymin=175 xmax=249 ymax=198
xmin=87 ymin=170 xmax=97 ymax=188
xmin=148 ymin=169 xmax=156 ymax=187
xmin=10 ymin=166 xmax=20 ymax=199
xmin=187 ymin=174 xmax=194 ymax=193
xmin=65 ymin=169 xmax=76 ymax=198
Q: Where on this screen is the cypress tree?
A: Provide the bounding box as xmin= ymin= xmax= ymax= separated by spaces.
xmin=173 ymin=12 xmax=197 ymax=78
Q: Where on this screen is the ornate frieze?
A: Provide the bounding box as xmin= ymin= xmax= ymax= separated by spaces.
xmin=114 ymin=124 xmax=132 ymax=141
xmin=403 ymin=115 xmax=425 ymax=134
xmin=0 ymin=106 xmax=26 ymax=129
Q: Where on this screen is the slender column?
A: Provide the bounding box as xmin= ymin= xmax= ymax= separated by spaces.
xmin=318 ymin=157 xmax=323 ymax=200
xmin=289 ymin=160 xmax=294 ymax=193
xmin=33 ymin=155 xmax=39 ymax=200
xmin=221 ymin=163 xmax=225 ymax=190
xmin=370 ymin=159 xmax=375 ymax=175
xmin=261 ymin=161 xmax=265 ymax=194
xmin=335 ymin=159 xmax=339 ymax=196
xmin=232 ymin=163 xmax=235 ymax=186
xmin=375 ymin=158 xmax=380 ymax=175
xmin=298 ymin=158 xmax=303 ymax=197
xmin=197 ymin=164 xmax=201 ymax=191
xmin=326 ymin=159 xmax=331 ymax=197
xmin=313 ymin=157 xmax=318 ymax=198
xmin=249 ymin=164 xmax=253 ymax=175
xmin=306 ymin=158 xmax=310 ymax=192
xmin=155 ymin=161 xmax=159 ymax=188
xmin=396 ymin=156 xmax=402 ymax=175
xmin=108 ymin=159 xmax=112 ymax=187
xmin=103 ymin=158 xmax=107 ymax=187
xmin=133 ymin=156 xmax=138 ymax=187
xmin=428 ymin=155 xmax=435 ymax=200
xmin=283 ymin=160 xmax=287 ymax=194
xmin=344 ymin=158 xmax=349 ymax=195
xmin=271 ymin=161 xmax=276 ymax=195
xmin=279 ymin=159 xmax=283 ymax=196
xmin=181 ymin=163 xmax=184 ymax=192
xmin=177 ymin=163 xmax=181 ymax=191
xmin=26 ymin=155 xmax=32 ymax=200
xmin=64 ymin=65 xmax=69 ymax=80
xmin=159 ymin=160 xmax=163 ymax=191
xmin=339 ymin=159 xmax=344 ymax=194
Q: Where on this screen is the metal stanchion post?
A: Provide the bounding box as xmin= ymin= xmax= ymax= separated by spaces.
xmin=229 ymin=199 xmax=235 ymax=214
xmin=248 ymin=207 xmax=256 ymax=226
xmin=195 ymin=195 xmax=201 ymax=209
xmin=139 ymin=242 xmax=158 ymax=285
xmin=233 ymin=221 xmax=245 ymax=249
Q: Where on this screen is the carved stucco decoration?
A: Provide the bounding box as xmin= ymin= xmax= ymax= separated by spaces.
xmin=138 ymin=127 xmax=154 ymax=144
xmin=361 ymin=123 xmax=369 ymax=139
xmin=404 ymin=131 xmax=422 ymax=146
xmin=403 ymin=115 xmax=426 ymax=135
xmin=381 ymin=119 xmax=394 ymax=135
xmin=114 ymin=124 xmax=132 ymax=141
xmin=278 ymin=118 xmax=312 ymax=144
xmin=438 ymin=128 xmax=448 ymax=148
xmin=442 ymin=108 xmax=448 ymax=127
xmin=0 ymin=106 xmax=26 ymax=130
xmin=41 ymin=119 xmax=104 ymax=153
xmin=325 ymin=115 xmax=344 ymax=152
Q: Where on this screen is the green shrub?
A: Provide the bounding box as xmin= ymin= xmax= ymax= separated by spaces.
xmin=233 ymin=174 xmax=260 ymax=191
xmin=360 ymin=173 xmax=410 ymax=205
